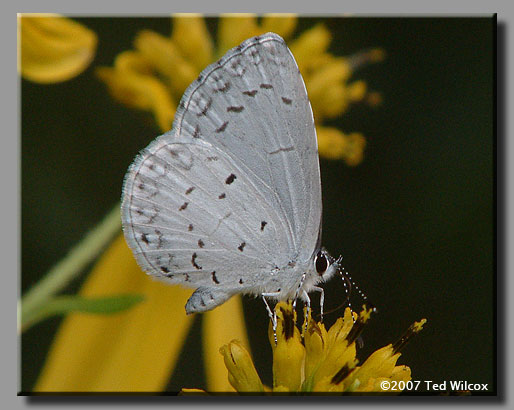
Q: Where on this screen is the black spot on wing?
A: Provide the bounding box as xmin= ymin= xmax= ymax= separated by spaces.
xmin=269 ymin=146 xmax=295 ymax=155
xmin=243 ymin=90 xmax=258 ymax=97
xmin=238 ymin=242 xmax=246 ymax=252
xmin=282 ymin=97 xmax=292 ymax=105
xmin=218 ymin=193 xmax=226 ymax=199
xmin=197 ymin=97 xmax=212 ymax=116
xmin=216 ymin=81 xmax=231 ymax=93
xmin=188 ymin=224 xmax=194 ymax=231
xmin=230 ymin=59 xmax=246 ymax=77
xmin=225 ymin=173 xmax=236 ymax=184
xmin=179 ymin=202 xmax=189 ymax=211
xmin=227 ymin=105 xmax=245 ymax=113
xmin=260 ymin=83 xmax=273 ymax=89
xmin=261 ymin=221 xmax=267 ymax=231
xmin=211 ymin=271 xmax=220 ymax=284
xmin=192 ymin=253 xmax=202 ymax=270
xmin=198 ymin=239 xmax=204 ymax=248
xmin=141 ymin=233 xmax=149 ymax=245
xmin=185 ymin=187 xmax=195 ymax=195
xmin=216 ymin=121 xmax=228 ymax=133
xmin=193 ymin=124 xmax=201 ymax=138
xmin=155 ymin=229 xmax=163 ymax=248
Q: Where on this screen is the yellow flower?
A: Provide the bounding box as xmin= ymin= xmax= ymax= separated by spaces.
xmin=219 ymin=340 xmax=264 ymax=392
xmin=209 ymin=302 xmax=426 ymax=394
xmin=269 ymin=304 xmax=305 ymax=391
xmin=18 ymin=14 xmax=97 ymax=83
xmin=97 ymin=14 xmax=383 ymax=165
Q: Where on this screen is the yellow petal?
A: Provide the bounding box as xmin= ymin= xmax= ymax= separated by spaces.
xmin=316 ymin=127 xmax=366 ymax=166
xmin=309 ymin=57 xmax=352 ymax=87
xmin=389 ymin=365 xmax=411 ymax=384
xmin=290 ymin=24 xmax=331 ymax=73
xmin=311 ymin=341 xmax=357 ymax=391
xmin=218 ymin=14 xmax=259 ymax=55
xmin=114 ymin=49 xmax=153 ymax=75
xmin=96 ymin=57 xmax=176 ymax=132
xmin=19 ymin=14 xmax=97 ymax=83
xmin=347 ymin=345 xmax=399 ymax=391
xmin=316 ymin=126 xmax=349 ymax=160
xmin=347 ymin=80 xmax=367 ymax=102
xmin=134 ymin=30 xmax=198 ymax=97
xmin=364 ymin=365 xmax=411 ymax=393
xmin=171 ymin=14 xmax=213 ymax=70
xmin=312 ymin=83 xmax=347 ymax=121
xmin=270 ymin=302 xmax=305 ymax=392
xmin=202 ymin=295 xmax=250 ymax=392
xmin=306 ymin=308 xmax=360 ymax=391
xmin=261 ymin=14 xmax=297 ymax=40
xmin=35 ymin=234 xmax=195 ymax=392
xmin=325 ymin=308 xmax=355 ymax=346
xmin=298 ymin=53 xmax=334 ymax=81
xmin=304 ymin=58 xmax=352 ymax=119
xmin=303 ymin=319 xmax=327 ymax=388
xmin=219 ymin=340 xmax=264 ymax=392
xmin=311 ymin=369 xmax=358 ymax=393
xmin=342 ymin=132 xmax=367 ymax=166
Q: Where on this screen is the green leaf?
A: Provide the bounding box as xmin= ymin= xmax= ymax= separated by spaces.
xmin=21 ymin=294 xmax=145 ymax=332
xmin=19 ymin=204 xmax=122 ymax=334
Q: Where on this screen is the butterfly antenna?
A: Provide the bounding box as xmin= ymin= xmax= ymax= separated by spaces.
xmin=321 ymin=257 xmax=373 ymax=319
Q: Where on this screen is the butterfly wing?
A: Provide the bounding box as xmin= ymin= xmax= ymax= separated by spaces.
xmin=121 ymin=33 xmax=322 ymax=310
xmin=175 ymin=33 xmax=322 ymax=262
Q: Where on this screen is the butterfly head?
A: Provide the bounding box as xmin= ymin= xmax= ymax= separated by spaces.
xmin=313 ymin=248 xmax=341 ymax=283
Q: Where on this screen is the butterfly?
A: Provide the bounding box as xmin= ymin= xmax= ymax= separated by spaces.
xmin=121 ymin=33 xmax=343 ymax=323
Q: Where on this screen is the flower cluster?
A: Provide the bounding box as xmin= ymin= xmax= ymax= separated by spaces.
xmin=183 ymin=302 xmax=426 ymax=394
xmin=96 ymin=15 xmax=384 ymax=166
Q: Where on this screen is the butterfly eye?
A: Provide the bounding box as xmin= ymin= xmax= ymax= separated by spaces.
xmin=315 ymin=250 xmax=328 ymax=276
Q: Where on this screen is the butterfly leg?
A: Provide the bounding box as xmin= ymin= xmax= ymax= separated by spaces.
xmin=292 ymin=273 xmax=310 ymax=332
xmin=261 ymin=292 xmax=280 ymax=344
xmin=292 ymin=273 xmax=307 ymax=309
xmin=299 ymin=286 xmax=324 ymax=334
xmin=310 ymin=286 xmax=325 ymax=322
xmin=300 ymin=289 xmax=311 ymax=334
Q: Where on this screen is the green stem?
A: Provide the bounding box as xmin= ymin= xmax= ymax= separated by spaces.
xmin=19 ymin=203 xmax=122 ymax=333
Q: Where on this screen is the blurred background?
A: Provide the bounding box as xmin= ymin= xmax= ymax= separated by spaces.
xmin=21 ymin=17 xmax=494 ymax=393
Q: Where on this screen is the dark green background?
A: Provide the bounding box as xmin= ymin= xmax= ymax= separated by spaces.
xmin=21 ymin=17 xmax=494 ymax=393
